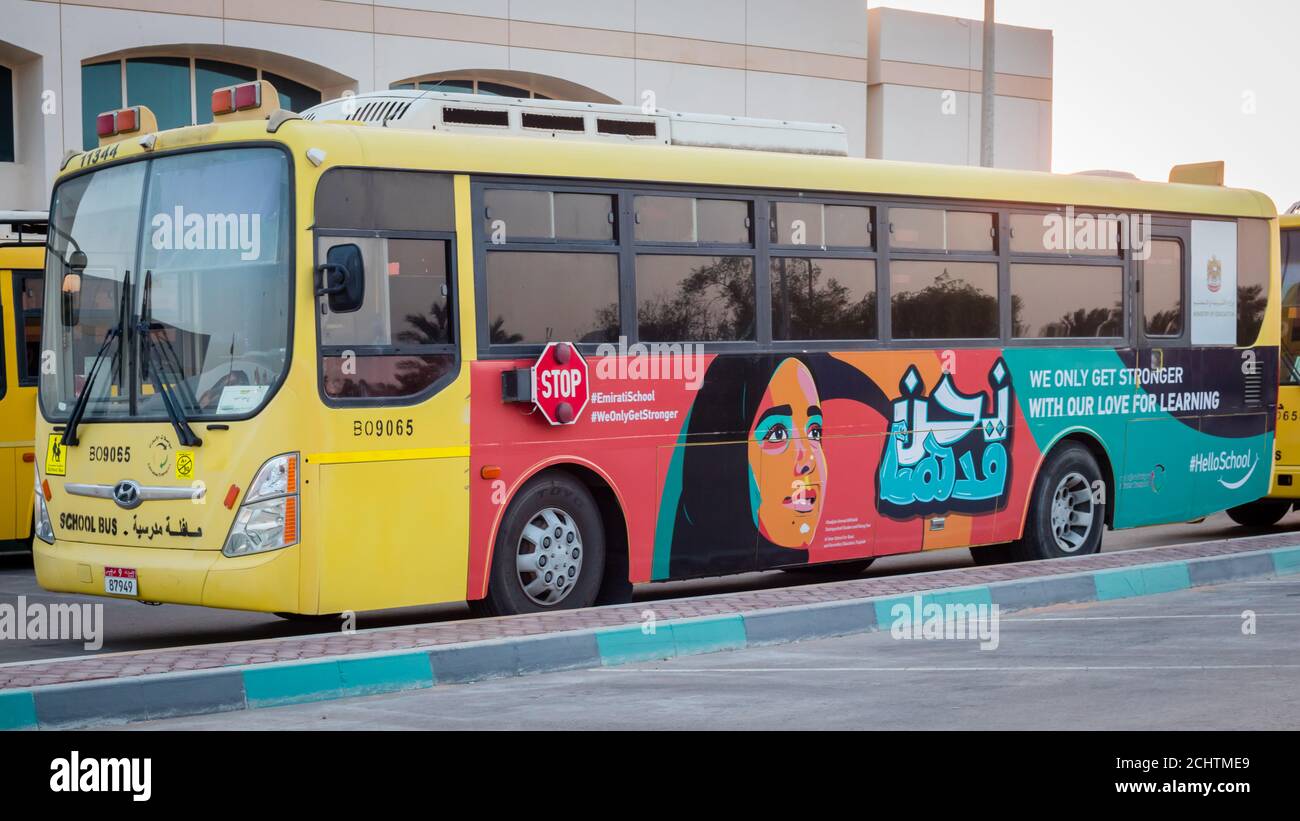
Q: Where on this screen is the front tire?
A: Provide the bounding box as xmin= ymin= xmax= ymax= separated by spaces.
xmin=473 ymin=472 xmax=606 ymax=617
xmin=1013 ymin=443 xmax=1105 ymax=561
xmin=1226 ymin=500 xmax=1292 ymax=528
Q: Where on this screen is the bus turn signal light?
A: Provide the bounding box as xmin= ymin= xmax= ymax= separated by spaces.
xmin=481 ymin=465 xmax=502 ymax=480
xmin=224 ymin=484 xmax=241 ymax=509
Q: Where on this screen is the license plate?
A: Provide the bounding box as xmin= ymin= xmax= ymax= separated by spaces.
xmin=104 ymin=567 xmax=138 ymax=597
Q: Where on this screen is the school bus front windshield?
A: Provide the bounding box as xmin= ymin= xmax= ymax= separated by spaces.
xmin=42 ymin=146 xmax=291 ymax=425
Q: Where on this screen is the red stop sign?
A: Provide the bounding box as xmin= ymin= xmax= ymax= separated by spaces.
xmin=532 ymin=342 xmax=589 ymax=425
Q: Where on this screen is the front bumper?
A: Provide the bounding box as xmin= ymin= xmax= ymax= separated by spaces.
xmin=34 ymin=539 xmax=301 ymax=613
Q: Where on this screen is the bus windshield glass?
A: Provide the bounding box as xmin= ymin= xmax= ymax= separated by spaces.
xmin=41 ymin=147 xmax=291 ymax=421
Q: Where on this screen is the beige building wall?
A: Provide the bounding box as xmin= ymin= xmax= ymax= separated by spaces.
xmin=867 ymin=6 xmax=1052 ymax=171
xmin=0 ymin=1 xmax=1053 ymax=210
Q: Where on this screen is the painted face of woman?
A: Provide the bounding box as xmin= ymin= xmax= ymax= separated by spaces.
xmin=747 ymin=358 xmax=825 ymax=548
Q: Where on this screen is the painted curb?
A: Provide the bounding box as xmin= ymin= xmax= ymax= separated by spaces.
xmin=3 ymin=544 xmax=1297 ymax=730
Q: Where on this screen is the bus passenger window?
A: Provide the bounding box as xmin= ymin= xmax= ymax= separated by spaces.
xmin=1237 ymin=218 xmax=1269 ymax=346
xmin=17 ymin=272 xmax=43 ymax=385
xmin=890 ymin=260 xmax=998 ymax=339
xmin=1144 ymin=240 xmax=1183 ymax=337
xmin=1011 ymin=264 xmax=1122 ymax=339
xmin=771 ymin=257 xmax=876 ymax=341
xmin=635 ymin=255 xmax=756 ymax=342
xmin=484 ymin=252 xmax=620 ymax=344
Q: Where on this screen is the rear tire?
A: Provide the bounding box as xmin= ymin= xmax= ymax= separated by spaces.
xmin=473 ymin=472 xmax=606 ymax=617
xmin=1012 ymin=443 xmax=1105 ymax=562
xmin=1226 ymin=500 xmax=1292 ymax=528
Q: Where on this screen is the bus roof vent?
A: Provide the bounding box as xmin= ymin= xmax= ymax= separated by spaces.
xmin=299 ymin=90 xmax=848 ymax=156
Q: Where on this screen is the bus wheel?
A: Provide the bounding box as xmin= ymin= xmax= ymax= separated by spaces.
xmin=1225 ymin=500 xmax=1292 ymax=528
xmin=477 ymin=473 xmax=606 ymax=617
xmin=1014 ymin=443 xmax=1104 ymax=561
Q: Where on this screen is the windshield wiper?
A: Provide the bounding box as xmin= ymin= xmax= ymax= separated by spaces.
xmin=62 ymin=269 xmax=131 ymax=447
xmin=138 ymin=271 xmax=202 ymax=448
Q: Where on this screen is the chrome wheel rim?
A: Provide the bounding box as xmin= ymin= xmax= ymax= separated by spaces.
xmin=516 ymin=507 xmax=583 ymax=606
xmin=1049 ymin=471 xmax=1095 ymax=553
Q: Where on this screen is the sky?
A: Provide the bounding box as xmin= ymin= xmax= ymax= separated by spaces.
xmin=878 ymin=0 xmax=1300 ymax=211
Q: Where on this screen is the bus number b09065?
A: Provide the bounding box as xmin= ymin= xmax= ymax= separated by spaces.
xmin=353 ymin=418 xmax=415 ymax=438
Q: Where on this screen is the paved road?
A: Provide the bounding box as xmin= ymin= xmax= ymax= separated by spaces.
xmin=0 ymin=511 xmax=1294 ymax=663
xmin=123 ymin=576 xmax=1300 ymax=730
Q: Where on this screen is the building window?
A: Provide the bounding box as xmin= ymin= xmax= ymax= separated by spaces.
xmin=81 ymin=57 xmax=323 ymax=148
xmin=391 ymin=77 xmax=550 ymax=100
xmin=0 ymin=64 xmax=13 ymax=163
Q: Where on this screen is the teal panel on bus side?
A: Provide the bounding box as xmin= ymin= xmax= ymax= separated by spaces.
xmin=1120 ymin=417 xmax=1193 ymax=526
xmin=1000 ymin=347 xmax=1269 ymax=530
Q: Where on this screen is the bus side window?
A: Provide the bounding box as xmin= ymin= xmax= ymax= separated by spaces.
xmin=16 ymin=272 xmax=43 ymax=386
xmin=318 ymin=237 xmax=455 ymax=400
xmin=1144 ymin=240 xmax=1183 ymax=337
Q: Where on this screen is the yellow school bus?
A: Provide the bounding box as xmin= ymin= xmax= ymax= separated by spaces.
xmin=33 ymin=84 xmax=1279 ymax=616
xmin=1232 ymin=211 xmax=1300 ymax=525
xmin=0 ymin=212 xmax=44 ymax=554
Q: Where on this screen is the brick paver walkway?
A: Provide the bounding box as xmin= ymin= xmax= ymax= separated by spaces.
xmin=2 ymin=533 xmax=1294 ymax=690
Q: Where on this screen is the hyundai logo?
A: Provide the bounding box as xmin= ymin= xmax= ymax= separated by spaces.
xmin=112 ymin=480 xmax=143 ymax=510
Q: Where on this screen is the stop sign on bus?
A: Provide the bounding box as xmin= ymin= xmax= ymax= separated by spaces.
xmin=532 ymin=342 xmax=589 ymax=425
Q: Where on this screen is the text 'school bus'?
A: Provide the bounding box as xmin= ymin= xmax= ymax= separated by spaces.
xmin=1234 ymin=211 xmax=1300 ymax=525
xmin=0 ymin=212 xmax=45 ymax=554
xmin=32 ymin=83 xmax=1279 ymax=617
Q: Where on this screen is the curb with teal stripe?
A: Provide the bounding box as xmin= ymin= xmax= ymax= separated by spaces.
xmin=4 ymin=544 xmax=1299 ymax=730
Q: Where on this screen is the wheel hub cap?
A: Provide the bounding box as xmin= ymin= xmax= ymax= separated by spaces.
xmin=516 ymin=507 xmax=583 ymax=606
xmin=1050 ymin=471 xmax=1095 ymax=553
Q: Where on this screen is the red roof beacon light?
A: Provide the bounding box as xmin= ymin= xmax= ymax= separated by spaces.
xmin=211 ymin=80 xmax=281 ymax=122
xmin=95 ymin=105 xmax=158 ymax=147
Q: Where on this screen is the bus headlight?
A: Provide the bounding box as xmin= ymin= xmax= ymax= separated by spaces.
xmin=33 ymin=472 xmax=54 ymax=544
xmin=223 ymin=453 xmax=299 ymax=557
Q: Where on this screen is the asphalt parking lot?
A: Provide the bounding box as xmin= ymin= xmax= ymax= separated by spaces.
xmin=122 ymin=575 xmax=1300 ymax=731
xmin=0 ymin=511 xmax=1283 ymax=664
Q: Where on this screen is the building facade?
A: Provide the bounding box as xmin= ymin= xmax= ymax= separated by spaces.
xmin=0 ymin=0 xmax=1052 ymax=210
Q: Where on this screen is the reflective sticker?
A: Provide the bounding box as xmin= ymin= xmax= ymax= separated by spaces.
xmin=45 ymin=434 xmax=67 ymax=477
xmin=175 ymin=450 xmax=196 ymax=480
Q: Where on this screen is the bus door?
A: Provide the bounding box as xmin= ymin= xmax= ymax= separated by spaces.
xmin=1123 ymin=231 xmax=1193 ymax=526
xmin=0 ymin=251 xmax=43 ymax=547
xmin=1275 ymin=226 xmax=1300 ymax=492
xmin=310 ymin=169 xmax=470 ymax=613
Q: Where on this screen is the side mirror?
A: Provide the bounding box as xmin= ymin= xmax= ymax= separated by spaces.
xmin=316 ymin=244 xmax=365 ymax=314
xmin=61 ymin=272 xmax=82 ymax=328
